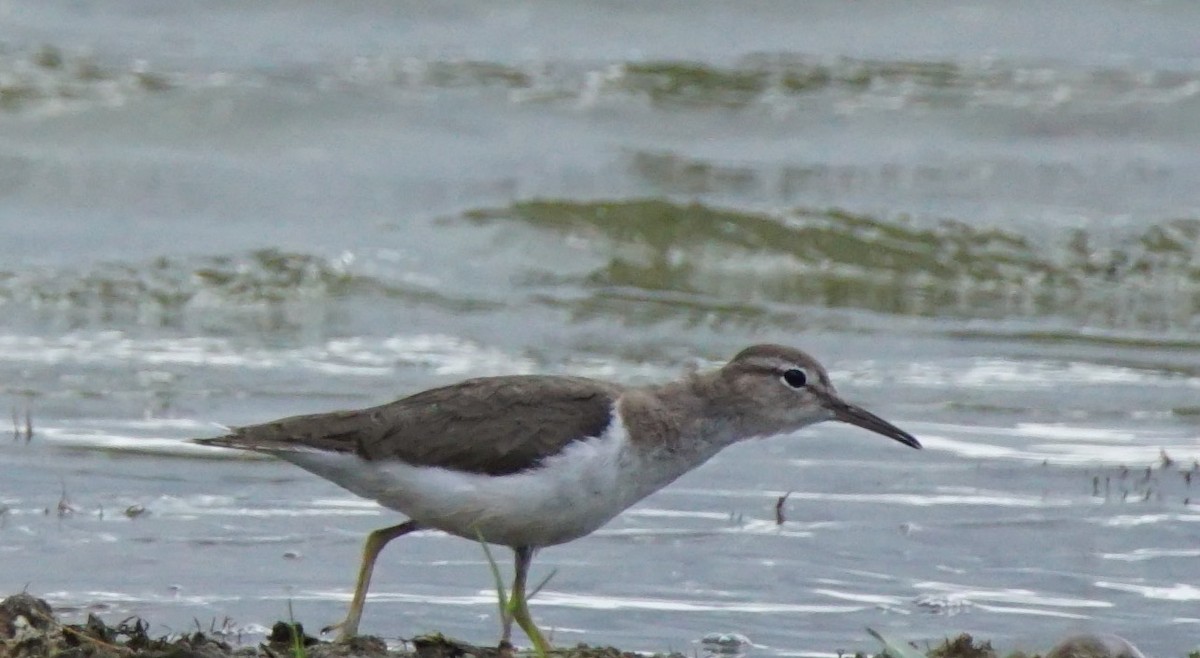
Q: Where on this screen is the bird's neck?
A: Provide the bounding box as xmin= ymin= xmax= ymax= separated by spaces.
xmin=604 ymin=373 xmax=749 ymax=505
xmin=619 ymin=371 xmax=744 ymax=460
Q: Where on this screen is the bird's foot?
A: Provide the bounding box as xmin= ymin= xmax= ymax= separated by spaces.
xmin=319 ymin=618 xmax=359 ymax=643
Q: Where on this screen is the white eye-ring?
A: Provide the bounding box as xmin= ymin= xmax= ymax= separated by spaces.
xmin=781 ymin=368 xmax=807 ymax=389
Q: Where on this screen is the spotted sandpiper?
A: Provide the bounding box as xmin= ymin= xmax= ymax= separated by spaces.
xmin=196 ymin=344 xmax=919 ymax=652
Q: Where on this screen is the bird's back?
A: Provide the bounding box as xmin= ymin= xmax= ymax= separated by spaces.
xmin=197 ymin=374 xmax=624 ymax=476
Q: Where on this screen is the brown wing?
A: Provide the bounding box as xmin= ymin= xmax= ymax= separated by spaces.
xmin=197 ymin=375 xmax=623 ymax=476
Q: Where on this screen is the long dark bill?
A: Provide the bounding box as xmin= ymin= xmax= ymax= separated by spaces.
xmin=828 ymin=399 xmax=921 ymax=449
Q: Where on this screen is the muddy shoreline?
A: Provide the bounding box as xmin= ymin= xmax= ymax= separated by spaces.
xmin=3 ymin=591 xmax=671 ymax=658
xmin=1 ymin=592 xmax=1188 ymax=658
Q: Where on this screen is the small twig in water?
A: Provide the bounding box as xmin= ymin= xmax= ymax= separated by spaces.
xmin=775 ymin=491 xmax=792 ymax=525
xmin=1160 ymin=449 xmax=1174 ymax=469
xmin=57 ymin=481 xmax=75 ymax=518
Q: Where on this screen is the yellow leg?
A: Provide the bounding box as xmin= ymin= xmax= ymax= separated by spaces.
xmin=323 ymin=520 xmax=421 ymax=641
xmin=509 ymin=546 xmax=551 ymax=656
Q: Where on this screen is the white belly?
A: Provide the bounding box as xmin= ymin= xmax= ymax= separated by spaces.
xmin=275 ymin=418 xmax=670 ymax=547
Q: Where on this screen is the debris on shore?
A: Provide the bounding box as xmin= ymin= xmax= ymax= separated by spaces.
xmin=0 ymin=592 xmax=674 ymax=658
xmin=0 ymin=592 xmax=1180 ymax=658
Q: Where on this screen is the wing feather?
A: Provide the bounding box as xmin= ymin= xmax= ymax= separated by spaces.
xmin=196 ymin=375 xmax=623 ymax=476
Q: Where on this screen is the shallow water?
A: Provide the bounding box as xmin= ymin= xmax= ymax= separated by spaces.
xmin=1 ymin=2 xmax=1199 ymax=656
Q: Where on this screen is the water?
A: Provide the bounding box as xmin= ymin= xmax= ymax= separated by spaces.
xmin=2 ymin=2 xmax=1199 ymax=655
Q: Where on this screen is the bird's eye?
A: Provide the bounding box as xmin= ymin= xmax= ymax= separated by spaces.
xmin=781 ymin=368 xmax=807 ymax=389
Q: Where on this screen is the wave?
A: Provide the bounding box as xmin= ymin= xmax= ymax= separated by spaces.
xmin=0 ymin=248 xmax=495 ymax=330
xmin=3 ymin=203 xmax=1197 ymax=336
xmin=0 ymin=45 xmax=171 ymax=116
xmin=466 ymin=199 xmax=1200 ymax=334
xmin=330 ymin=54 xmax=1200 ymax=113
xmin=6 ymin=44 xmax=1198 ymax=117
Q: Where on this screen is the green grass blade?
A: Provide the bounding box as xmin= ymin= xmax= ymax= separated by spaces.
xmin=474 ymin=528 xmax=510 ymax=615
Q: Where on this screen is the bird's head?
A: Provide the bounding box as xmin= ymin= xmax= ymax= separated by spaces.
xmin=715 ymin=344 xmax=920 ymax=449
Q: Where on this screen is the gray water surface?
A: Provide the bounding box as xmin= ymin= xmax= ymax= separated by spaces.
xmin=1 ymin=2 xmax=1199 ymax=656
